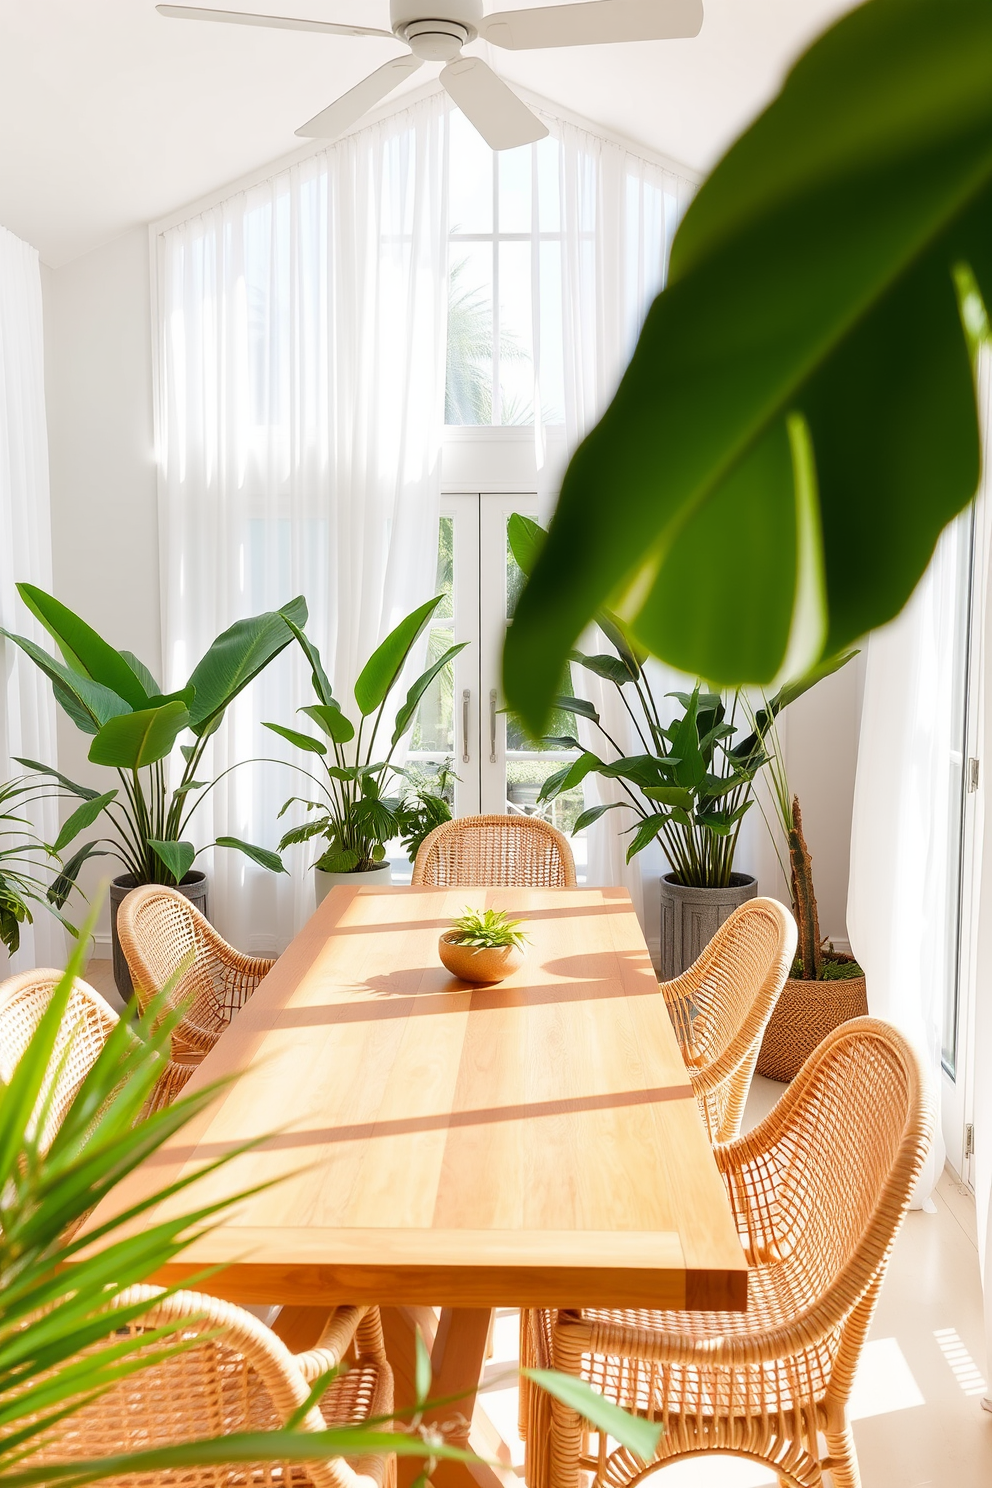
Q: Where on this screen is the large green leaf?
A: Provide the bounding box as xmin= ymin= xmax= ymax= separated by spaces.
xmin=354 ymin=596 xmax=443 ymax=717
xmin=523 ymin=1369 xmax=663 ymax=1459
xmin=286 ymin=619 xmax=335 ymax=709
xmin=262 ymin=721 xmax=327 ymax=756
xmin=215 ymin=837 xmax=286 ymax=873
xmin=15 ymin=586 xmax=152 ymax=709
xmin=3 ymin=633 xmax=132 ymax=734
xmin=391 ymin=642 xmax=468 ymax=746
xmin=187 ymin=598 xmax=308 ymax=735
xmin=120 ymin=651 xmax=161 ymax=697
xmin=53 ymin=792 xmax=118 ymax=853
xmin=148 ymin=840 xmax=196 ymax=883
xmin=506 ymin=512 xmax=546 ymax=576
xmin=88 ymin=701 xmax=190 ymax=770
xmin=504 ymin=0 xmax=992 ymax=731
xmin=47 ymin=842 xmax=113 ymax=907
xmin=299 ymin=703 xmax=355 ymax=744
xmin=14 ymin=761 xmax=100 ymax=802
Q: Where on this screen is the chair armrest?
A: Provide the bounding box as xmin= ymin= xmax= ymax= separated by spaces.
xmin=567 ymin=1283 xmax=864 ymax=1372
xmin=294 ymin=1305 xmax=373 ymax=1381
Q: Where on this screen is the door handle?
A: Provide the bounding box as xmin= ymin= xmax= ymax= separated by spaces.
xmin=489 ymin=689 xmax=498 ymax=764
xmin=462 ymin=689 xmax=471 ymax=764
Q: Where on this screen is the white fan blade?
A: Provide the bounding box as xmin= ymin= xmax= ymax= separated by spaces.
xmin=156 ymin=5 xmax=393 ymax=40
xmin=479 ymin=0 xmax=703 ymax=50
xmin=296 ymin=55 xmax=423 ymax=138
xmin=440 ymin=58 xmax=548 ymax=151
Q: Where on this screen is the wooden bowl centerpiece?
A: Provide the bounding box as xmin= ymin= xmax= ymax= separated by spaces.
xmin=438 ymin=907 xmax=528 ymax=985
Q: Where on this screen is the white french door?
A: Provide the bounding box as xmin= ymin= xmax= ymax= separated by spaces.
xmin=406 ymin=492 xmax=586 ymax=867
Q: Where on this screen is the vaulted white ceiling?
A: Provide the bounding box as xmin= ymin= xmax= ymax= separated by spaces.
xmin=0 ymin=0 xmax=858 ymax=267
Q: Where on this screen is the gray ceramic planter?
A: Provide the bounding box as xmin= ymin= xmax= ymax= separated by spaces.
xmin=658 ymin=872 xmax=757 ymax=980
xmin=109 ymin=870 xmax=208 ymax=999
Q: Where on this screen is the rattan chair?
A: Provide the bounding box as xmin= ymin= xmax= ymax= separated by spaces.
xmin=116 ymin=885 xmax=274 ymax=1063
xmin=521 ymin=1017 xmax=935 ymax=1488
xmin=411 ymin=813 xmax=576 ymax=887
xmin=29 ymin=1284 xmax=395 ymax=1488
xmin=0 ymin=968 xmax=193 ymax=1136
xmin=660 ymin=897 xmax=796 ymax=1143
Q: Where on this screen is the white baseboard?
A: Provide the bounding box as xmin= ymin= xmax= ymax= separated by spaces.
xmin=90 ymin=932 xmax=112 ymax=955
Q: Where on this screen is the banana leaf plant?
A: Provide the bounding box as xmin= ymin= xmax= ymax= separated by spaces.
xmin=1 ymin=585 xmax=305 ymax=898
xmin=509 ymin=515 xmax=855 ymax=888
xmin=0 ymin=901 xmax=659 ymax=1485
xmin=265 ymin=598 xmax=466 ymax=874
xmin=503 ymin=0 xmax=992 ymax=734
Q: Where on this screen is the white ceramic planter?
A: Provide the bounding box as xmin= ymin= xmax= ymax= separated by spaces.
xmin=314 ymin=862 xmax=392 ymax=907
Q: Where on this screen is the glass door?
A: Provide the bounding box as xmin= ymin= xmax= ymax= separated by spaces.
xmin=404 ymin=493 xmax=586 ymax=874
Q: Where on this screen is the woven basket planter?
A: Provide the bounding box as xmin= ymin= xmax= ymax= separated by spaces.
xmin=756 ymin=963 xmax=868 ymax=1082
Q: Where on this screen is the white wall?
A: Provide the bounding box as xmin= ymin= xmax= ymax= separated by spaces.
xmin=779 ymin=651 xmax=866 ymax=949
xmin=41 ymin=226 xmax=160 ymax=943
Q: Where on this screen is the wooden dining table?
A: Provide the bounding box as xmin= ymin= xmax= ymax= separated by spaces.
xmin=87 ymin=884 xmax=747 ymax=1487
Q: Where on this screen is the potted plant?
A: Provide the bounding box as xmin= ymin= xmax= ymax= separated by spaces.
xmin=438 ymin=906 xmax=528 ymax=984
xmin=0 ymin=772 xmax=76 ymax=956
xmin=265 ymin=597 xmax=465 ymax=904
xmin=755 ymin=727 xmax=867 ymax=1081
xmin=396 ymin=759 xmax=457 ymax=865
xmin=2 ymin=585 xmax=302 ymax=993
xmin=508 ymin=515 xmax=855 ymax=977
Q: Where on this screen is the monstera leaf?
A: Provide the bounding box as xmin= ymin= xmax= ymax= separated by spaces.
xmin=504 ymin=0 xmax=992 ymax=731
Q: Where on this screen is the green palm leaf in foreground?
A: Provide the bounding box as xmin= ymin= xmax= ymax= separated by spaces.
xmin=0 ymin=904 xmax=655 ymax=1480
xmin=504 ymin=0 xmax=992 ymax=731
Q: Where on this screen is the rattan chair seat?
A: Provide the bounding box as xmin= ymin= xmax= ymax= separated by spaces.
xmin=116 ymin=886 xmax=275 ymax=1061
xmin=521 ymin=1018 xmax=935 ymax=1488
xmin=29 ymin=1285 xmax=394 ymax=1488
xmin=411 ymin=813 xmax=576 ymax=887
xmin=660 ymin=897 xmax=796 ymax=1143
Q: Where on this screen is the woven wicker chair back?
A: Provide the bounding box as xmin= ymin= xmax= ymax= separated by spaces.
xmin=0 ymin=970 xmax=116 ymax=1151
xmin=116 ymin=886 xmax=273 ymax=1055
xmin=661 ymin=897 xmax=795 ymax=1143
xmin=668 ymin=898 xmax=790 ymax=1070
xmin=732 ymin=1016 xmax=924 ymax=1302
xmin=117 ymin=886 xmax=219 ymax=1018
xmin=28 ymin=1285 xmax=382 ymax=1488
xmin=411 ymin=813 xmax=577 ymax=887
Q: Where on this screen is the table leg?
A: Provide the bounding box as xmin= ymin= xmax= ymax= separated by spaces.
xmin=382 ymin=1306 xmax=514 ymax=1488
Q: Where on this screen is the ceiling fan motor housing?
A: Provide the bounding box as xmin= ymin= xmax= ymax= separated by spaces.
xmin=390 ymin=0 xmax=482 ymax=59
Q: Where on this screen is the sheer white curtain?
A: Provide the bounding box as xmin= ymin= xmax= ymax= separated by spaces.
xmin=156 ymin=95 xmax=449 ymax=953
xmin=961 ymin=354 xmax=992 ymax=1403
xmin=0 ymin=224 xmax=62 ymax=969
xmin=535 ymin=114 xmax=694 ymax=910
xmin=846 ymin=525 xmax=969 ymax=1204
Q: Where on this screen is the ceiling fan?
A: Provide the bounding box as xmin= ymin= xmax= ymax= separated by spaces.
xmin=157 ymin=0 xmax=703 ymax=150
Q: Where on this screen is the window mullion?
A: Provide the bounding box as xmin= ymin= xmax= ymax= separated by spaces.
xmin=492 ymin=153 xmax=500 ymax=426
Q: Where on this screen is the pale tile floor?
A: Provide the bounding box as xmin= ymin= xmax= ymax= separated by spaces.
xmin=85 ymin=961 xmax=992 ymax=1486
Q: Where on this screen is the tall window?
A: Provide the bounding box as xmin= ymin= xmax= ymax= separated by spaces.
xmin=445 ymin=109 xmax=684 ymax=427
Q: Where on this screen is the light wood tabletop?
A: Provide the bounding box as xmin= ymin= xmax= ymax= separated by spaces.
xmin=87 ymin=884 xmax=747 ymax=1485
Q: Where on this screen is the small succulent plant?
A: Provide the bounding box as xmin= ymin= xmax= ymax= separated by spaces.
xmin=447 ymin=907 xmax=528 ymax=952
